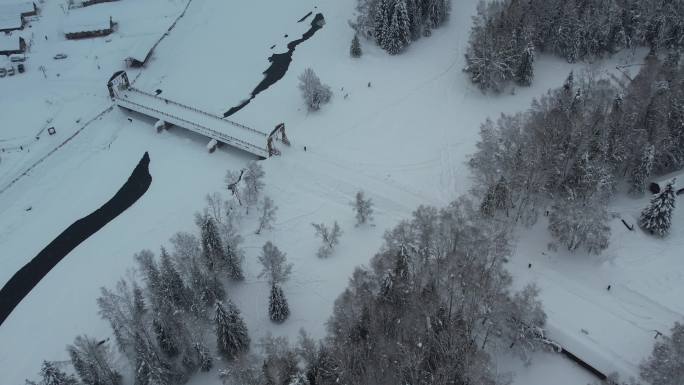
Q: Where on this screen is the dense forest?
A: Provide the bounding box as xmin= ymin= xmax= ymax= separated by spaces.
xmin=351 ymin=0 xmax=450 ymax=54
xmin=464 ymin=0 xmax=684 ymax=92
xmin=469 ymin=53 xmax=683 ymax=253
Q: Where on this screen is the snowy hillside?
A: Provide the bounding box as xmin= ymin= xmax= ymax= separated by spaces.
xmin=1 ymin=0 xmax=680 ymax=384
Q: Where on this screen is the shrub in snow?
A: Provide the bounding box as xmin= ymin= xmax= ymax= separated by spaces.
xmin=352 ymin=190 xmax=374 ymax=225
xmin=639 ymin=180 xmax=676 ymax=237
xmin=350 ymin=34 xmax=362 ymax=58
xmin=640 ymin=321 xmax=684 ymax=385
xmin=312 ymin=221 xmax=343 ymax=258
xmin=256 ymin=196 xmax=277 ymax=234
xmin=215 ymin=300 xmax=250 ymax=360
xmin=298 ymin=68 xmax=332 ymax=111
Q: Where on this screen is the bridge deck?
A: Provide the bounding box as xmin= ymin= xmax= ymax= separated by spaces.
xmin=114 ymin=87 xmax=268 ymax=158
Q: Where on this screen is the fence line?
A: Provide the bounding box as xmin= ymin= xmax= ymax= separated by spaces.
xmin=0 ymin=106 xmax=114 ymax=196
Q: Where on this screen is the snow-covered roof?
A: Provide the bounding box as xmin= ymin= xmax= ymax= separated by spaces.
xmin=124 ymin=34 xmax=160 ymax=63
xmin=63 ymin=13 xmax=111 ymax=34
xmin=0 ymin=14 xmax=21 ymax=30
xmin=0 ymin=34 xmax=21 ymax=52
xmin=0 ymin=1 xmax=35 ymax=16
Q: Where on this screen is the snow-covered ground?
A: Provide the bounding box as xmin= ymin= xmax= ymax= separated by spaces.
xmin=1 ymin=0 xmax=679 ymax=384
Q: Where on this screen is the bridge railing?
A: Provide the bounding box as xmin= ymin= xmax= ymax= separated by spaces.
xmin=115 ymin=95 xmax=268 ymax=157
xmin=126 ymin=87 xmax=266 ymax=137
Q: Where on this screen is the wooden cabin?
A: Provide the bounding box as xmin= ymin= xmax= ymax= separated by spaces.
xmin=64 ymin=16 xmax=114 ymax=39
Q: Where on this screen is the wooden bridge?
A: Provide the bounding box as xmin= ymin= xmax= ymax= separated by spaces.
xmin=107 ymin=71 xmax=286 ymax=158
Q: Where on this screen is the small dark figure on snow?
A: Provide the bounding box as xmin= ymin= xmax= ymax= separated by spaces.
xmin=303 ymin=146 xmax=307 ymax=152
xmin=606 ymin=285 xmax=611 ymax=291
xmin=368 ymin=82 xmax=371 ymax=88
xmin=528 ymin=263 xmax=532 ymax=269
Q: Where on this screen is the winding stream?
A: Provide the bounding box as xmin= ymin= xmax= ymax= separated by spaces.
xmin=224 ymin=13 xmax=325 ymax=117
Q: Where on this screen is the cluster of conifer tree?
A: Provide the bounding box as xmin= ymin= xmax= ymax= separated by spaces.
xmin=470 ymin=52 xmax=683 ymax=253
xmin=465 ymin=0 xmax=684 ymax=91
xmin=25 ymin=163 xmax=275 ymax=385
xmin=352 ymin=0 xmax=450 ymax=54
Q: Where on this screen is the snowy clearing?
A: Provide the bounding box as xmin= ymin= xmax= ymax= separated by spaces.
xmin=0 ymin=0 xmax=680 ymax=384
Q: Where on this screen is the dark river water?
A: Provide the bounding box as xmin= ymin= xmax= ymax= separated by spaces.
xmin=0 ymin=152 xmax=152 ymax=326
xmin=224 ymin=13 xmax=325 ymax=117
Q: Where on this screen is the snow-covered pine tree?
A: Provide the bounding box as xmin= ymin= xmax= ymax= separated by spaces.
xmin=630 ymin=144 xmax=655 ymax=196
xmin=256 ymin=196 xmax=278 ymax=235
xmin=269 ymin=284 xmax=290 ymax=323
xmin=135 ymin=250 xmax=163 ymax=304
xmin=405 ymin=0 xmax=422 ymax=40
xmin=480 ymin=177 xmax=512 ymax=217
xmin=426 ymin=0 xmax=447 ymax=28
xmin=352 ymin=190 xmax=374 ymax=225
xmin=193 ymin=342 xmax=213 ymax=372
xmin=215 ymin=300 xmax=250 ymax=360
xmin=132 ymin=330 xmax=181 ymax=385
xmin=68 ymin=335 xmax=122 ymax=385
xmin=373 ymin=0 xmax=391 ymax=47
xmin=464 ymin=2 xmax=513 ymax=93
xmin=199 ymin=215 xmax=223 ymax=272
xmin=640 ymin=321 xmax=684 ymax=385
xmin=350 ymin=34 xmax=362 ymax=58
xmin=258 ymin=242 xmax=293 ymax=286
xmin=158 ymin=247 xmax=190 ymax=311
xmin=197 ymin=212 xmax=244 ymax=281
xmin=152 ymin=316 xmax=179 ymax=358
xmin=186 ymin=256 xmax=225 ymax=315
xmin=514 ymin=43 xmax=535 ymax=86
xmin=385 ymin=0 xmax=411 ymax=55
xmin=639 ymin=179 xmax=676 ymax=237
